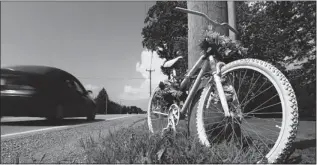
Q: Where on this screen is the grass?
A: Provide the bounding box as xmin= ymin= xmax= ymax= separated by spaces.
xmin=78 ymin=121 xmax=273 ymax=164
xmin=5 ymin=120 xmax=314 ymax=164
xmin=6 ymin=152 xmax=47 ymax=164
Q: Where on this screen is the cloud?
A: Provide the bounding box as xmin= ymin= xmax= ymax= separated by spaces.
xmin=85 ymin=84 xmax=99 ymax=91
xmin=119 ymin=50 xmax=168 ymax=100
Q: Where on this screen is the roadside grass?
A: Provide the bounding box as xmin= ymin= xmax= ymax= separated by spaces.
xmin=79 ymin=121 xmax=271 ymax=164
xmin=5 ymin=120 xmax=314 ymax=164
xmin=7 ymin=152 xmax=47 ymax=164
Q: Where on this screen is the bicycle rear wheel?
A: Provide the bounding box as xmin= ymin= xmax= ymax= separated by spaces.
xmin=194 ymin=59 xmax=298 ymax=163
xmin=147 ymin=87 xmax=170 ymax=134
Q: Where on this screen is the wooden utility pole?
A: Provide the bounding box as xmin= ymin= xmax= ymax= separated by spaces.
xmin=227 ymin=1 xmax=237 ymax=40
xmin=187 ymin=1 xmax=229 ymax=69
xmin=0 ymin=1 xmax=2 ymax=58
xmin=146 ymin=51 xmax=155 ymax=97
xmin=105 ymin=90 xmax=108 ymax=114
xmin=146 ymin=68 xmax=155 ymax=96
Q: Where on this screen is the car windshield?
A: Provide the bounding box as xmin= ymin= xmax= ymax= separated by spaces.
xmin=1 ymin=75 xmax=38 ymax=90
xmin=65 ymin=79 xmax=85 ymax=94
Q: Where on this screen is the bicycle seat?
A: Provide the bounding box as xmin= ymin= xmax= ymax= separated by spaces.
xmin=162 ymin=56 xmax=183 ymax=68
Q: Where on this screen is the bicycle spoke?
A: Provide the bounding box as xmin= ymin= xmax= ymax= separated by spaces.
xmin=246 ymin=112 xmax=282 ymax=115
xmin=152 ymin=111 xmax=169 ymax=116
xmin=150 ymin=117 xmax=167 ymax=121
xmin=242 ymin=128 xmax=271 ymax=154
xmin=246 ymin=102 xmax=281 ymax=116
xmin=246 ymin=93 xmax=278 ymax=112
xmin=228 ymin=121 xmax=239 ymax=143
xmin=231 ymin=118 xmax=251 ymax=148
xmin=238 ymin=70 xmax=242 ymax=87
xmin=244 ymin=119 xmax=280 ymax=135
xmin=205 ymin=119 xmax=226 ymax=132
xmin=248 ymin=128 xmax=276 ymax=144
xmin=209 ymin=125 xmax=226 ymax=144
xmin=151 ymin=107 xmax=162 ymax=112
xmin=240 ymin=78 xmax=268 ymax=106
xmin=240 ymin=124 xmax=274 ymax=150
xmin=243 ymin=118 xmax=276 ymax=147
xmin=240 ymin=73 xmax=261 ymax=104
xmin=203 ymin=115 xmax=225 ymax=119
xmin=240 ymin=70 xmax=255 ymax=102
xmin=243 ymin=119 xmax=277 ymax=141
xmin=235 ymin=70 xmax=242 ymax=99
xmin=205 ymin=110 xmax=224 ymax=114
xmin=204 ymin=118 xmax=226 ymax=127
xmin=244 ymin=116 xmax=282 ymax=124
xmin=227 ymin=73 xmax=234 ymax=85
xmin=227 ymin=127 xmax=235 ymax=142
xmin=237 ymin=69 xmax=248 ymax=98
xmin=240 ymin=125 xmax=265 ymax=157
xmin=209 ymin=104 xmax=224 ymax=114
xmin=241 ymin=84 xmax=273 ymax=108
xmin=232 ymin=72 xmax=235 ymax=88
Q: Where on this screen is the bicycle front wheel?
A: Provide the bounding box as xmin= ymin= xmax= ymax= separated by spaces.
xmin=194 ymin=59 xmax=299 ymax=163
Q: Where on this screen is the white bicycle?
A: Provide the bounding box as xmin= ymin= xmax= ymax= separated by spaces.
xmin=147 ymin=7 xmax=299 ymax=163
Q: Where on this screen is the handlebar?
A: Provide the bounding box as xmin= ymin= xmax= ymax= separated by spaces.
xmin=175 ymin=7 xmax=239 ymax=35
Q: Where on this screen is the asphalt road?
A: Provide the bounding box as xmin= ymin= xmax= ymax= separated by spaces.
xmin=1 ymin=114 xmax=138 ymax=138
xmin=1 ymin=114 xmax=147 ymax=163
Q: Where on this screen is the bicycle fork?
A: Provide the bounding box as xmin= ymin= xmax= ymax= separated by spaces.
xmin=209 ymin=56 xmax=231 ymax=117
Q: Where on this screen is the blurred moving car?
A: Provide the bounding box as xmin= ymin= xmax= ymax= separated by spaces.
xmin=1 ymin=65 xmax=97 ymax=121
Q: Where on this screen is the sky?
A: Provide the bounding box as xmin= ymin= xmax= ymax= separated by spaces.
xmin=1 ymin=1 xmax=168 ymax=110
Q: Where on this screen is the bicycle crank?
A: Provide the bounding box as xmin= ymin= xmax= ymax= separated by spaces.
xmin=161 ymin=104 xmax=180 ymax=136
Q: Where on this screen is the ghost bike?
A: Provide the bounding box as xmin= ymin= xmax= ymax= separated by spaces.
xmin=147 ymin=7 xmax=298 ymax=164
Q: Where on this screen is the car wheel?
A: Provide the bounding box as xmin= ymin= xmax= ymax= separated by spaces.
xmin=87 ymin=109 xmax=96 ymax=121
xmin=47 ymin=105 xmax=64 ymax=122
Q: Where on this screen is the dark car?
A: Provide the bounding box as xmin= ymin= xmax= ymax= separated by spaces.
xmin=1 ymin=65 xmax=97 ymax=121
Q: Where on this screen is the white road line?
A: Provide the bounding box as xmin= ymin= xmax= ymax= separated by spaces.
xmin=104 ymin=115 xmax=135 ymax=121
xmin=1 ymin=115 xmax=134 ymax=138
xmin=1 ymin=125 xmax=70 ymax=138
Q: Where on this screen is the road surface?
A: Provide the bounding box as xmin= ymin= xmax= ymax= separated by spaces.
xmin=1 ymin=114 xmax=147 ymax=163
xmin=1 ymin=114 xmax=138 ymax=138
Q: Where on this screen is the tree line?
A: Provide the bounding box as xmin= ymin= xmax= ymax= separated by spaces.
xmin=94 ymin=88 xmax=146 ymax=114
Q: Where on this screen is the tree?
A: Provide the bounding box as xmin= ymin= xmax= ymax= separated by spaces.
xmin=236 ymin=2 xmax=315 ymax=74
xmin=95 ymin=89 xmax=145 ymax=114
xmin=236 ymin=1 xmax=316 ymax=117
xmin=142 ymin=1 xmax=188 ymax=77
xmin=121 ymin=105 xmax=128 ymax=114
xmin=107 ymin=100 xmax=122 ymax=114
xmin=95 ymin=88 xmax=109 ymax=114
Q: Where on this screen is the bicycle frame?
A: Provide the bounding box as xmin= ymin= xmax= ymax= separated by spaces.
xmin=172 ymin=7 xmax=239 ymax=118
xmin=178 ymin=54 xmax=231 ymax=117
